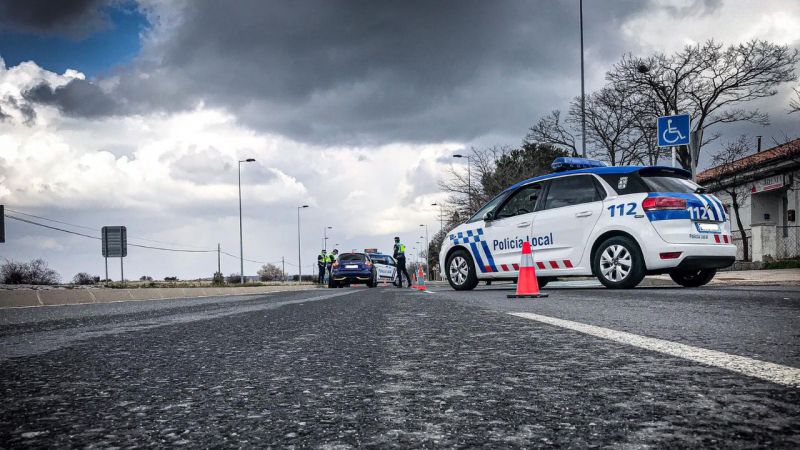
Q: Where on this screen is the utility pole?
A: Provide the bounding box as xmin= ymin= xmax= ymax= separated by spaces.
xmin=282 ymin=256 xmax=286 ymax=282
xmin=579 ymin=0 xmax=586 ymax=158
xmin=217 ymin=243 xmax=221 ymax=276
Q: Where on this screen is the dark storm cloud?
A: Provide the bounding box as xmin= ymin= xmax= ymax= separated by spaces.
xmin=23 ymin=78 xmax=120 ymax=118
xmin=1 ymin=96 xmax=37 ymax=125
xmin=0 ymin=0 xmax=110 ymax=38
xmin=117 ymin=0 xmax=650 ymax=146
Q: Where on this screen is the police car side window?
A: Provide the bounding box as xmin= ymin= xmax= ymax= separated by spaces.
xmin=495 ymin=184 xmax=542 ymax=219
xmin=599 ymin=174 xmax=649 ymax=195
xmin=543 ymin=175 xmax=600 ymax=210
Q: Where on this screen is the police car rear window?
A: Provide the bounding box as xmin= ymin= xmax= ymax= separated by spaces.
xmin=640 ymin=175 xmax=700 ymax=194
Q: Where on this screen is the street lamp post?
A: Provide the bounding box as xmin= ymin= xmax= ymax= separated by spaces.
xmin=431 ymin=203 xmax=444 ymax=234
xmin=323 ymin=226 xmax=332 ymax=252
xmin=453 ymin=154 xmax=471 ymax=211
xmin=297 ymin=205 xmax=309 ymax=283
xmin=579 ymin=0 xmax=586 ymax=158
xmin=238 ymin=158 xmax=256 ymax=285
xmin=420 ymin=224 xmax=429 ymax=281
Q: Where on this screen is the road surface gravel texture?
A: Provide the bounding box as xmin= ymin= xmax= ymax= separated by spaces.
xmin=1 ymin=284 xmax=798 ymax=447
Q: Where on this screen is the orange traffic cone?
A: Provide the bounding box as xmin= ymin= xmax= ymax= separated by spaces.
xmin=417 ymin=267 xmax=426 ymax=291
xmin=508 ymin=241 xmax=548 ymax=298
xmin=411 ymin=272 xmax=417 ymax=289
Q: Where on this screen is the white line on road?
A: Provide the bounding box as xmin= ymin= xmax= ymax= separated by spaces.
xmin=509 ymin=312 xmax=800 ymax=387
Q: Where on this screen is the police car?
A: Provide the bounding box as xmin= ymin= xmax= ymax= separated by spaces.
xmin=439 ymin=157 xmax=736 ymax=290
xmin=368 ymin=253 xmax=399 ymax=286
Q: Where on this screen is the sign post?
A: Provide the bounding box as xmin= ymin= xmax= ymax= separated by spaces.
xmin=102 ymin=226 xmax=127 ymax=283
xmin=657 ymin=114 xmax=693 ymax=175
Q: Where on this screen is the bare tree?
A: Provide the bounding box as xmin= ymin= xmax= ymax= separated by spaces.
xmin=525 ymin=110 xmax=577 ymax=154
xmin=608 ymin=39 xmax=798 ymax=170
xmin=790 ymin=87 xmax=800 ymax=114
xmin=567 ymin=86 xmax=646 ymax=166
xmin=705 ymin=136 xmax=754 ymax=261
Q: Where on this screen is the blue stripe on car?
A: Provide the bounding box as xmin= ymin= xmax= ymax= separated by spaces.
xmin=480 ymin=241 xmax=498 ymax=272
xmin=470 ymin=242 xmax=486 ymax=273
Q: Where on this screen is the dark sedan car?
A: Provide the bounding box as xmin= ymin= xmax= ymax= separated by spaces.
xmin=329 ymin=252 xmax=376 ymax=288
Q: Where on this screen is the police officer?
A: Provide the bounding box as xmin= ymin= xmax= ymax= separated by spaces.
xmin=393 ymin=237 xmax=412 ymax=288
xmin=317 ymin=249 xmax=327 ymax=284
xmin=327 ymin=249 xmax=338 ymax=280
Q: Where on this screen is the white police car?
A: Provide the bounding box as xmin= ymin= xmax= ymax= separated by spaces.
xmin=439 ymin=157 xmax=736 ymax=290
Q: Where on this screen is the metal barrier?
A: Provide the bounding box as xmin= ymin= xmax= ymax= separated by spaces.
xmin=776 ymin=226 xmax=800 ymax=259
xmin=731 ymin=228 xmax=752 ymax=261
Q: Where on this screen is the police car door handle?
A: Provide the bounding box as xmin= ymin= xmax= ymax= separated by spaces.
xmin=575 ymin=211 xmax=593 ymax=218
xmin=517 ymin=222 xmax=531 ymax=228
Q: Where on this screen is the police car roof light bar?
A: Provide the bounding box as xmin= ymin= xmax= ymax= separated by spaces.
xmin=551 ymin=157 xmax=607 ymax=172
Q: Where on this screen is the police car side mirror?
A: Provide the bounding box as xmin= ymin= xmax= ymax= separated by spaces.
xmin=483 ymin=211 xmax=494 ymax=222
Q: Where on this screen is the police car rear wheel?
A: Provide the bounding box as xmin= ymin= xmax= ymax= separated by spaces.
xmin=669 ymin=269 xmax=716 ymax=287
xmin=593 ymin=236 xmax=645 ymax=289
xmin=447 ymin=250 xmax=478 ymax=291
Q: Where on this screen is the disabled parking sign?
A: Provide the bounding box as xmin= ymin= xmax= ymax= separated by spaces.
xmin=657 ymin=114 xmax=690 ymax=147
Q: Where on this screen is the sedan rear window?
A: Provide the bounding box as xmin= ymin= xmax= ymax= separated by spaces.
xmin=338 ymin=253 xmax=366 ymax=262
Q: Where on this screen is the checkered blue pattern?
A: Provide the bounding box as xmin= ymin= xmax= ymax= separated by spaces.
xmin=450 ymin=228 xmax=484 ymax=245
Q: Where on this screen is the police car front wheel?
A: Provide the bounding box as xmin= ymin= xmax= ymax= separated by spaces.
xmin=593 ymin=236 xmax=646 ymax=289
xmin=446 ymin=249 xmax=479 ymax=291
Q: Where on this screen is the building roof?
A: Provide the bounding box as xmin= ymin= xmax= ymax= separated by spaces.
xmin=697 ymin=138 xmax=800 ymax=184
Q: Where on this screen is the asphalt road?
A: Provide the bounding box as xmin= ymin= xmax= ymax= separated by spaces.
xmin=1 ymin=283 xmax=798 ymax=448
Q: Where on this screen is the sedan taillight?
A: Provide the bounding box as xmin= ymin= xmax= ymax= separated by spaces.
xmin=642 ymin=197 xmax=687 ymax=211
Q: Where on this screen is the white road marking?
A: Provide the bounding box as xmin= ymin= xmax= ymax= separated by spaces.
xmin=509 ymin=312 xmax=800 ymax=387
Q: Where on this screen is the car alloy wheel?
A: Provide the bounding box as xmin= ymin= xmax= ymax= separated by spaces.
xmin=449 ymin=255 xmax=469 ymax=286
xmin=599 ymin=244 xmax=632 ymax=282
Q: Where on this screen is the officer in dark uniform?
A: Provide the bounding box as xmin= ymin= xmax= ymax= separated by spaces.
xmin=393 ymin=237 xmax=412 ymax=288
xmin=317 ymin=249 xmax=327 ymax=284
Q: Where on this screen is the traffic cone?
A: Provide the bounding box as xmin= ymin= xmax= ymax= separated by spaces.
xmin=417 ymin=267 xmax=426 ymax=291
xmin=411 ymin=272 xmax=417 ymax=289
xmin=507 ymin=241 xmax=548 ymax=298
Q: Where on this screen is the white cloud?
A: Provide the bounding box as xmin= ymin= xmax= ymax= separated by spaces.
xmin=0 ymin=61 xmax=456 ymax=279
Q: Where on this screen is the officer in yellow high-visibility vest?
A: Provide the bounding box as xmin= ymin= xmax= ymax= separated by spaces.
xmin=393 ymin=237 xmax=412 ymax=288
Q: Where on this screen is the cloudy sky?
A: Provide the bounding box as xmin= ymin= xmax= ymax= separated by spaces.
xmin=1 ymin=0 xmax=799 ymax=281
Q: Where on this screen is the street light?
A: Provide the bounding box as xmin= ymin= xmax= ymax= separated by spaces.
xmin=238 ymin=158 xmax=256 ymax=285
xmin=579 ymin=0 xmax=586 ymax=158
xmin=297 ymin=205 xmax=309 ymax=283
xmin=431 ymin=202 xmax=444 ymax=234
xmin=420 ymin=224 xmax=429 ymax=281
xmin=323 ymin=226 xmax=332 ymax=252
xmin=453 ymin=154 xmax=471 ymax=211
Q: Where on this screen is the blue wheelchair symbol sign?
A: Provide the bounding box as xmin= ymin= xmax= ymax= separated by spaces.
xmin=657 ymin=114 xmax=690 ymax=147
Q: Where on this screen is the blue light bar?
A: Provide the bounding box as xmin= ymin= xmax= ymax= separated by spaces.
xmin=551 ymin=157 xmax=607 ymax=172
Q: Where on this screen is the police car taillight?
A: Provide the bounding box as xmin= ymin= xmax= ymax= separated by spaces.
xmin=642 ymin=197 xmax=687 ymax=211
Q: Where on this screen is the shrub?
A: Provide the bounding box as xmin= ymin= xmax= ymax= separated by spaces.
xmin=139 ymin=275 xmax=153 ymax=281
xmin=164 ymin=276 xmax=178 ymax=281
xmin=1 ymin=259 xmax=61 ymax=285
xmin=258 ymin=263 xmax=284 ymax=281
xmin=72 ymin=272 xmax=98 ymax=285
xmin=227 ymin=273 xmax=242 ymax=284
xmin=212 ymin=271 xmax=225 ymax=285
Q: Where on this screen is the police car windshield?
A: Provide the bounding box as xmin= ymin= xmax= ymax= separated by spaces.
xmin=468 ymin=192 xmax=508 ymax=223
xmin=338 ymin=253 xmax=366 ymax=262
xmin=641 ymin=175 xmax=700 ymax=194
